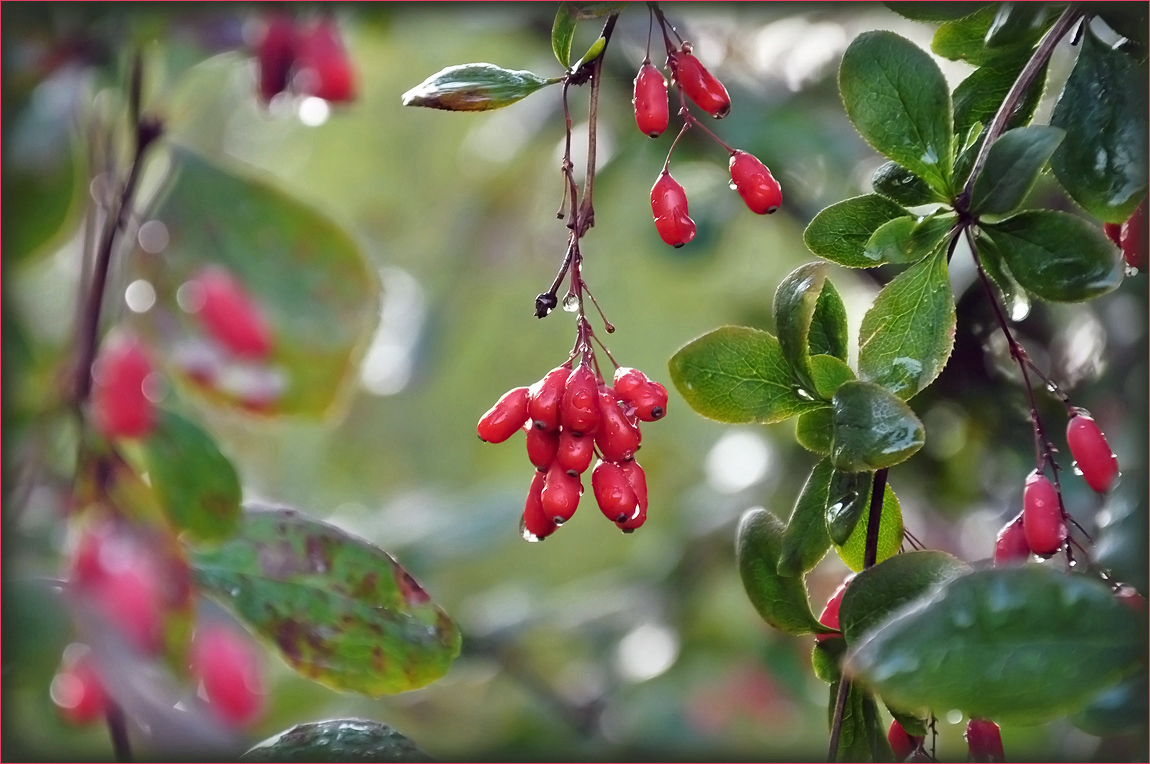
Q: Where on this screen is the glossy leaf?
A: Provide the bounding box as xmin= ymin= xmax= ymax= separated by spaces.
xmin=193 ymin=506 xmax=462 ymax=697
xmin=736 ymin=509 xmax=832 ymax=635
xmin=836 ymin=482 xmax=902 ymax=572
xmin=668 ymin=327 xmax=822 ymax=425
xmin=933 ymin=5 xmax=1043 ymax=66
xmin=809 ymin=355 xmax=854 ymax=402
xmin=1070 ymin=672 xmax=1149 ymax=739
xmin=825 ymin=470 xmax=873 ymax=546
xmin=778 ymin=459 xmax=834 ymax=577
xmin=1050 ymin=28 xmax=1149 ymax=222
xmin=828 ymin=682 xmax=893 ymax=762
xmin=845 ymin=567 xmax=1148 ymax=723
xmin=552 ymin=4 xmax=577 ymax=68
xmin=809 ymin=281 xmax=849 ymax=362
xmin=243 ymin=719 xmax=431 ymax=762
xmin=812 ymin=638 xmax=847 ymax=683
xmin=864 ymin=212 xmax=956 ymax=265
xmin=971 ymin=126 xmax=1064 ymax=216
xmin=141 ymin=409 xmax=242 ymax=543
xmin=884 ymin=3 xmax=991 ymax=22
xmin=401 ymin=64 xmax=560 ymax=111
xmin=983 ymin=210 xmax=1124 ymax=302
xmin=985 ymin=3 xmax=1049 ymax=48
xmin=975 ymin=229 xmax=1030 ymax=320
xmin=831 ymin=381 xmax=925 ymax=471
xmin=858 ymin=249 xmax=955 ymax=400
xmin=803 ymin=194 xmax=909 ymax=268
xmin=796 ymin=408 xmax=833 ymax=455
xmin=870 ymin=161 xmax=939 ymax=206
xmin=838 ymin=551 xmax=969 ymax=643
xmin=774 ymin=263 xmax=830 ymax=388
xmin=839 ymin=31 xmax=954 ymax=192
xmin=953 ymin=52 xmax=1047 ymax=139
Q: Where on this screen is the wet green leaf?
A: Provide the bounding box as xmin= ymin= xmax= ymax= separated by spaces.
xmin=933 ymin=5 xmax=1050 ymax=65
xmin=845 ymin=567 xmax=1148 ymax=723
xmin=825 ymin=470 xmax=873 ymax=546
xmin=839 ymin=31 xmax=954 ymax=192
xmin=1070 ymin=672 xmax=1149 ymax=738
xmin=668 ymin=326 xmax=822 ymax=425
xmin=858 ymin=249 xmax=956 ymax=400
xmin=736 ymin=509 xmax=832 ymax=635
xmin=809 ymin=355 xmax=855 ymax=402
xmin=983 ymin=210 xmax=1124 ymax=302
xmin=870 ymin=161 xmax=939 ymax=207
xmin=804 ymin=194 xmax=910 ymax=268
xmin=401 ymin=64 xmax=560 ymax=111
xmin=193 ymin=506 xmax=462 ymax=697
xmin=831 ymin=381 xmax=925 ymax=471
xmin=985 ymin=3 xmax=1049 ymax=48
xmin=864 ymin=212 xmax=956 ymax=265
xmin=809 ymin=281 xmax=850 ymax=362
xmin=953 ymin=52 xmax=1048 ymax=139
xmin=839 ymin=551 xmax=969 ymax=643
xmin=552 ymin=4 xmax=577 ymax=68
xmin=812 ymin=638 xmax=847 ymax=683
xmin=836 ymin=482 xmax=902 ymax=572
xmin=774 ymin=263 xmax=831 ymax=388
xmin=779 ymin=459 xmax=834 ymax=577
xmin=971 ymin=126 xmax=1064 ymax=216
xmin=884 ymin=3 xmax=991 ymax=22
xmin=243 ymin=719 xmax=432 ymax=762
xmin=886 ymin=702 xmax=930 ymax=738
xmin=796 ymin=408 xmax=833 ymax=455
xmin=974 ymin=229 xmax=1030 ymax=319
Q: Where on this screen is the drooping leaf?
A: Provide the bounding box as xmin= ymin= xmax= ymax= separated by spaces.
xmin=193 ymin=506 xmax=462 ymax=697
xmin=668 ymin=326 xmax=822 ymax=424
xmin=552 ymin=4 xmax=577 ymax=68
xmin=864 ymin=212 xmax=956 ymax=265
xmin=1050 ymin=28 xmax=1149 ymax=223
xmin=778 ymin=459 xmax=835 ymax=577
xmin=970 ymin=126 xmax=1064 ymax=216
xmin=839 ymin=551 xmax=970 ymax=643
xmin=870 ymin=161 xmax=939 ymax=207
xmin=401 ymin=64 xmax=560 ymax=111
xmin=1070 ymin=671 xmax=1149 ymax=739
xmin=804 ymin=194 xmax=909 ymax=268
xmin=736 ymin=508 xmax=832 ymax=635
xmin=983 ymin=210 xmax=1124 ymax=302
xmin=845 ymin=567 xmax=1148 ymax=723
xmin=808 ymin=280 xmax=849 ymax=361
xmin=141 ymin=409 xmax=242 ymax=543
xmin=243 ymin=719 xmax=432 ymax=762
xmin=884 ymin=3 xmax=992 ymax=22
xmin=825 ymin=470 xmax=873 ymax=546
xmin=839 ymin=31 xmax=954 ymax=192
xmin=836 ymin=482 xmax=902 ymax=572
xmin=831 ymin=381 xmax=925 ymax=471
xmin=953 ymin=52 xmax=1048 ymax=139
xmin=809 ymin=355 xmax=855 ymax=402
xmin=984 ymin=3 xmax=1050 ymax=48
xmin=828 ymin=682 xmax=893 ymax=762
xmin=858 ymin=248 xmax=956 ymax=400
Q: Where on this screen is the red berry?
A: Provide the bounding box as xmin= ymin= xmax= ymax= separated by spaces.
xmin=619 ymin=459 xmax=649 ymax=511
xmin=95 ymin=559 xmax=164 ymax=653
xmin=667 ymin=49 xmax=730 ymax=118
xmin=1104 ymin=222 xmax=1123 ymax=247
xmin=477 ymin=386 xmax=530 ymax=443
xmin=887 ymin=720 xmax=922 ymax=762
xmin=529 ymin=366 xmax=569 ymax=432
xmin=191 ymin=624 xmax=265 ymax=727
xmin=190 ymin=267 xmax=273 ymax=360
xmin=616 ymin=500 xmax=647 ymax=532
xmin=596 ymin=387 xmax=642 ymax=463
xmin=561 ymin=366 xmax=600 ymax=435
xmin=816 ymin=578 xmax=850 ymax=641
xmin=993 ymin=512 xmax=1030 ymax=565
xmin=729 ymin=150 xmax=782 ymax=215
xmin=627 ymin=380 xmax=669 ymax=422
xmin=633 ymin=62 xmax=669 ymax=138
xmin=591 ymin=460 xmax=638 ymax=523
xmin=1022 ymin=472 xmax=1066 ymax=557
xmin=650 ymin=171 xmax=696 ymax=248
xmin=522 ymin=471 xmax=556 ymax=540
xmin=51 ymin=647 xmax=106 ymax=725
xmin=295 ymin=20 xmax=355 ymax=103
xmin=525 ymin=427 xmax=559 ymax=470
xmin=557 ymin=429 xmax=595 ymax=475
xmin=613 ymin=367 xmax=649 ymax=399
xmin=1066 ymin=413 xmax=1119 ymax=493
xmin=91 ymin=335 xmax=156 ymax=439
xmin=1115 ymin=585 xmax=1146 ymax=612
xmin=1120 ymin=201 xmax=1146 ymax=270
xmin=965 ymin=719 xmax=1004 ymax=762
xmin=256 ymin=15 xmax=297 ymax=102
xmin=541 ymin=462 xmax=582 ymax=525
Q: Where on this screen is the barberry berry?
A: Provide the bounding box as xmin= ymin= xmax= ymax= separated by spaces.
xmin=627 ymin=380 xmax=669 ymax=422
xmin=667 ymin=49 xmax=730 ymax=118
xmin=525 ymin=427 xmax=559 ymax=471
xmin=616 ymin=501 xmax=647 ymax=532
xmin=477 ymin=386 xmax=530 ymax=443
xmin=633 ymin=62 xmax=669 ymax=138
xmin=815 ymin=578 xmax=850 ymax=641
xmin=189 ymin=267 xmax=273 ymax=360
xmin=561 ymin=366 xmax=600 ymax=435
xmin=619 ymin=459 xmax=648 ymax=511
xmin=729 ymin=150 xmax=782 ymax=215
xmin=256 ymin=15 xmax=297 ymax=102
xmin=522 ymin=471 xmax=557 ymax=541
xmin=541 ymin=462 xmax=582 ymax=525
xmin=51 ymin=646 xmax=106 ymax=725
xmin=1022 ymin=472 xmax=1065 ymax=557
xmin=529 ymin=366 xmax=569 ymax=432
xmin=1104 ymin=222 xmax=1123 ymax=248
xmin=295 ymin=19 xmax=355 ymax=103
xmin=592 ymin=460 xmax=638 ymax=523
xmin=650 ymin=171 xmax=696 ymax=248
xmin=1120 ymin=201 xmax=1146 ymax=270
xmin=613 ymin=367 xmax=649 ymax=399
xmin=191 ymin=623 xmax=265 ymax=727
xmin=887 ymin=719 xmax=922 ymax=762
xmin=557 ymin=428 xmax=595 ymax=475
xmin=965 ymin=719 xmax=1004 ymax=762
xmin=1066 ymin=412 xmax=1119 ymax=493
xmin=596 ymin=386 xmax=642 ymax=463
xmin=91 ymin=335 xmax=156 ymax=439
xmin=993 ymin=512 xmax=1030 ymax=565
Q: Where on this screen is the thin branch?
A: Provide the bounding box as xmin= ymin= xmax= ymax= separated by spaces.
xmin=576 ymin=13 xmax=619 ymax=235
xmin=105 ymin=701 xmax=132 ymax=761
xmin=827 ymin=679 xmax=851 ymax=761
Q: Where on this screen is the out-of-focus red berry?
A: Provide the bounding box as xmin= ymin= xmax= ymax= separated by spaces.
xmin=91 ymin=335 xmax=156 ymax=439
xmin=1066 ymin=413 xmax=1119 ymax=493
xmin=1022 ymin=472 xmax=1066 ymax=557
xmin=887 ymin=719 xmax=922 ymax=761
xmin=816 ymin=578 xmax=850 ymax=641
xmin=189 ymin=267 xmax=273 ymax=360
xmin=965 ymin=718 xmax=1004 ymax=762
xmin=295 ymin=20 xmax=355 ymax=103
xmin=191 ymin=624 xmax=265 ymax=727
xmin=256 ymin=15 xmax=297 ymax=102
xmin=993 ymin=512 xmax=1030 ymax=565
xmin=51 ymin=646 xmax=106 ymax=725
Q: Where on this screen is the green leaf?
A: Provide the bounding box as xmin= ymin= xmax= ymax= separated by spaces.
xmin=971 ymin=126 xmax=1064 ymax=215
xmin=884 ymin=3 xmax=992 ymax=22
xmin=836 ymin=482 xmax=903 ymax=572
xmin=1096 ymin=4 xmax=1149 ymax=53
xmin=858 ymin=249 xmax=956 ymax=400
xmin=864 ymin=212 xmax=956 ymax=265
xmin=885 ymin=703 xmax=930 ymax=738
xmin=796 ymin=408 xmax=833 ymax=455
xmin=193 ymin=506 xmax=462 ymax=696
xmin=985 ymin=2 xmax=1049 ymax=48
xmin=243 ymin=720 xmax=432 ymax=762
xmin=825 ymin=470 xmax=873 ymax=546
xmin=828 ymin=682 xmax=893 ymax=762
xmin=870 ymin=161 xmax=939 ymax=207
xmin=774 ymin=263 xmax=832 ymax=388
xmin=1070 ymin=672 xmax=1149 ymax=738
xmin=803 ymin=194 xmax=909 ymax=268
xmin=809 ymin=281 xmax=849 ymax=361
xmin=575 ymin=37 xmax=607 ymax=70
xmin=983 ymin=210 xmax=1124 ymax=302
xmin=736 ymin=509 xmax=832 ymax=635
xmin=778 ymin=459 xmax=835 ymax=577
xmin=845 ymin=567 xmax=1148 ymax=723
xmin=141 ymin=410 xmax=242 ymax=543
xmin=809 ymin=355 xmax=855 ymax=402
xmin=3 ymin=126 xmax=86 ymax=267
xmin=813 ymin=638 xmax=847 ymax=683
xmin=831 ymin=381 xmax=925 ymax=471
xmin=552 ymin=4 xmax=577 ymax=68
xmin=975 ymin=228 xmax=1031 ymax=319
xmin=148 ymin=147 xmax=379 ymax=417
xmin=839 ymin=551 xmax=970 ymax=643
xmin=401 ymin=64 xmax=560 ymax=111
xmin=564 ymin=2 xmax=627 ymax=19
xmin=839 ymin=31 xmax=954 ymax=192
xmin=953 ymin=52 xmax=1048 ymax=143
xmin=1050 ymin=28 xmax=1149 ymax=222
xmin=933 ymin=5 xmax=1044 ymax=66
xmin=668 ymin=326 xmax=822 ymax=425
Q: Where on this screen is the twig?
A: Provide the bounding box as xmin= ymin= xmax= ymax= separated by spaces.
xmin=106 ymin=701 xmax=132 ymax=761
xmin=827 ymin=679 xmax=852 ymax=761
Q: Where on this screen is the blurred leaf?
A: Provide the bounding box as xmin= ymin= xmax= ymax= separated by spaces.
xmin=953 ymin=52 xmax=1048 ymax=139
xmin=142 ymin=409 xmax=241 ymax=544
xmin=804 ymin=194 xmax=909 ymax=268
xmin=845 ymin=567 xmax=1148 ymax=722
xmin=836 ymin=482 xmax=903 ymax=572
xmin=839 ymin=551 xmax=970 ymax=642
xmin=983 ymin=210 xmax=1123 ymax=302
xmin=1095 ymin=492 xmax=1149 ymax=593
xmin=774 ymin=262 xmax=831 ymax=389
xmin=813 ymin=638 xmax=847 ymax=683
xmin=971 ymin=126 xmax=1064 ymax=216
xmin=552 ymin=4 xmax=577 ymax=68
xmin=779 ymin=458 xmax=834 ymax=577
xmin=565 ymin=2 xmax=627 ymax=19
xmin=825 ymin=470 xmax=873 ymax=546
xmin=668 ymin=326 xmax=822 ymax=424
xmin=736 ymin=509 xmax=831 ymax=635
xmin=1095 ymin=3 xmax=1149 ymax=52
xmin=1070 ymin=671 xmax=1149 ymax=738
xmin=886 ymin=702 xmax=930 ymax=738
xmin=870 ymin=161 xmax=939 ymax=206
xmin=809 ymin=281 xmax=849 ymax=361
xmin=839 ymin=31 xmax=954 ymax=192
xmin=1050 ymin=29 xmax=1149 ymax=222
xmin=828 ymin=682 xmax=893 ymax=762
xmin=3 ymin=131 xmax=85 ymax=267
xmin=401 ymin=63 xmax=560 ymax=111
xmin=193 ymin=506 xmax=462 ymax=696
xmin=858 ymin=249 xmax=956 ymax=400
xmin=985 ymin=3 xmax=1049 ymax=48
xmin=884 ymin=3 xmax=991 ymax=22
xmin=243 ymin=719 xmax=432 ymax=762
xmin=796 ymin=408 xmax=833 ymax=455
xmin=864 ymin=212 xmax=956 ymax=265
xmin=831 ymin=381 xmax=924 ymax=471
xmin=810 ymin=355 xmax=855 ymax=401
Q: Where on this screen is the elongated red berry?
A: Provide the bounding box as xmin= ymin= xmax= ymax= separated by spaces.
xmin=477 ymin=386 xmax=530 ymax=443
xmin=619 ymin=459 xmax=648 ymax=511
xmin=91 ymin=335 xmax=156 ymax=439
xmin=1066 ymin=412 xmax=1119 ymax=493
xmin=190 ymin=267 xmax=273 ymax=360
xmin=295 ymin=19 xmax=355 ymax=103
xmin=525 ymin=427 xmax=559 ymax=470
xmin=561 ymin=366 xmax=600 ymax=435
xmin=616 ymin=501 xmax=647 ymax=532
xmin=256 ymin=15 xmax=297 ymax=102
xmin=668 ymin=49 xmax=730 ymax=118
xmin=628 ymin=380 xmax=669 ymax=422
xmin=592 ymin=460 xmax=638 ymax=523
xmin=541 ymin=462 xmax=582 ymax=525
xmin=522 ymin=471 xmax=556 ymax=540
xmin=529 ymin=366 xmax=569 ymax=432
xmin=993 ymin=512 xmax=1030 ymax=565
xmin=557 ymin=429 xmax=594 ymax=475
xmin=887 ymin=720 xmax=922 ymax=762
xmin=1104 ymin=222 xmax=1123 ymax=247
xmin=51 ymin=647 xmax=106 ymax=725
xmin=596 ymin=387 xmax=642 ymax=463
xmin=613 ymin=367 xmax=649 ymax=399
xmin=729 ymin=150 xmax=782 ymax=215
xmin=816 ymin=578 xmax=850 ymax=641
xmin=191 ymin=624 xmax=265 ymax=727
xmin=633 ymin=62 xmax=669 ymax=138
xmin=965 ymin=719 xmax=1004 ymax=762
xmin=1121 ymin=201 xmax=1146 ymax=270
xmin=650 ymin=171 xmax=696 ymax=247
xmin=1022 ymin=472 xmax=1065 ymax=556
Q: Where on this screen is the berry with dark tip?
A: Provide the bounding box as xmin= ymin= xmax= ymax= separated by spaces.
xmin=650 ymin=171 xmax=696 ymax=248
xmin=633 ymin=62 xmax=669 ymax=138
xmin=667 ymin=49 xmax=730 ymax=118
xmin=541 ymin=462 xmax=582 ymax=524
xmin=1022 ymin=472 xmax=1065 ymax=557
xmin=477 ymin=386 xmax=530 ymax=443
xmin=729 ymin=150 xmax=782 ymax=215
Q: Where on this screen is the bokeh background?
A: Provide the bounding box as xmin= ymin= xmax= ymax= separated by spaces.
xmin=3 ymin=3 xmax=1146 ymax=760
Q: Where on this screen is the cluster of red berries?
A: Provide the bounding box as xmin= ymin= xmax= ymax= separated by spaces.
xmin=478 ymin=364 xmax=668 ymax=539
xmin=1104 ymin=200 xmax=1146 ymax=272
xmin=255 ymin=15 xmax=355 ymax=104
xmin=994 ymin=411 xmax=1118 ymax=564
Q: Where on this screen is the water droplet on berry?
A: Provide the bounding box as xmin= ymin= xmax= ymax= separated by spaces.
xmin=793 ymin=386 xmax=814 ymax=401
xmin=728 ymin=181 xmax=738 ymax=191
xmin=562 ymin=294 xmax=579 ymax=312
xmin=1125 ymin=264 xmax=1139 ymax=277
xmin=1008 ymin=293 xmax=1031 ymax=322
xmin=1071 ymin=461 xmax=1083 ymax=476
xmin=945 ymin=710 xmax=963 ymax=725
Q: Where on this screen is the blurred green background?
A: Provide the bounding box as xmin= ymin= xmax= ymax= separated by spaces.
xmin=3 ymin=3 xmax=1146 ymax=760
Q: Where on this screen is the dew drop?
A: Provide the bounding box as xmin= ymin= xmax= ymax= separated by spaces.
xmin=1071 ymin=461 xmax=1083 ymax=476
xmin=1046 ymin=382 xmax=1058 ymax=394
xmin=793 ymin=386 xmax=814 ymax=401
xmin=562 ymin=293 xmax=580 ymax=312
xmin=728 ymin=181 xmax=738 ymax=191
xmin=946 ymin=710 xmax=963 ymax=725
xmin=1008 ymin=293 xmax=1031 ymax=322
xmin=1125 ymin=264 xmax=1139 ymax=277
